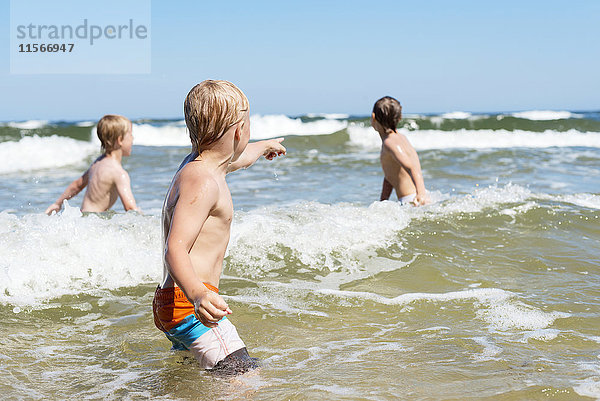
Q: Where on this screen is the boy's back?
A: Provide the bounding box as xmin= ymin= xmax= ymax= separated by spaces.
xmin=81 ymin=155 xmax=135 ymax=213
xmin=379 ymin=132 xmax=422 ymax=200
xmin=371 ymin=96 xmax=428 ymax=205
xmin=160 ymin=153 xmax=233 ymax=289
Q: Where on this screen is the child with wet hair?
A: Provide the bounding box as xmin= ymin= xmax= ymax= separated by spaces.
xmin=153 ymin=80 xmax=285 ymax=375
xmin=371 ymin=96 xmax=428 ymax=205
xmin=45 ymin=114 xmax=139 ymax=214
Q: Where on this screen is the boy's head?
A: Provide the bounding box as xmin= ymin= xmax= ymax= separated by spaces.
xmin=372 ymin=96 xmax=402 ymax=132
xmin=184 ymin=80 xmax=249 ymax=154
xmin=97 ymin=114 xmax=132 ymax=155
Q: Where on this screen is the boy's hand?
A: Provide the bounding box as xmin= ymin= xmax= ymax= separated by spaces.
xmin=193 ymin=290 xmax=233 ymax=328
xmin=263 ymin=138 xmax=286 ymax=160
xmin=412 ymin=192 xmax=429 ymax=206
xmin=45 ymin=202 xmax=61 ymax=215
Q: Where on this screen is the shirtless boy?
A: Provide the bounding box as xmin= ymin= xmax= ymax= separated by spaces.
xmin=152 ymin=80 xmax=285 ymax=374
xmin=45 ymin=114 xmax=140 ymax=214
xmin=371 ymin=96 xmax=428 ymax=205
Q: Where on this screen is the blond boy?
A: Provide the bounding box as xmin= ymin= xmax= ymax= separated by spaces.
xmin=45 ymin=115 xmax=140 ymax=214
xmin=152 ymin=80 xmax=285 ymax=374
xmin=371 ymin=96 xmax=428 ymax=205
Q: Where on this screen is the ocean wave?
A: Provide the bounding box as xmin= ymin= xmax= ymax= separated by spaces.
xmin=227 ymin=200 xmax=412 ymax=276
xmin=129 ymin=114 xmax=348 ymax=146
xmin=249 ymin=114 xmax=348 ymax=138
xmin=554 ymin=193 xmax=600 ymax=210
xmin=510 ymin=110 xmax=581 ymax=120
xmin=440 ymin=111 xmax=473 ymax=119
xmin=573 ymin=362 xmax=600 ymax=400
xmin=3 ymin=120 xmax=49 ymax=129
xmin=316 ymin=287 xmax=569 ymax=332
xmin=226 ymin=184 xmax=533 ymax=277
xmin=0 ymin=203 xmax=161 ymax=306
xmin=346 ymin=124 xmax=600 ymax=149
xmin=0 ymin=184 xmax=592 ymax=306
xmin=0 ymin=135 xmax=96 ymax=174
xmin=75 ymin=121 xmax=95 ymax=127
xmin=130 ymin=123 xmax=189 ymax=147
xmin=305 ymin=113 xmax=350 ymax=119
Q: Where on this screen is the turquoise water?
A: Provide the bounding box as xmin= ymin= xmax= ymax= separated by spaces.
xmin=0 ymin=111 xmax=599 ymax=400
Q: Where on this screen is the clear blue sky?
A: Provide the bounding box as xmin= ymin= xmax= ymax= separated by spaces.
xmin=1 ymin=0 xmax=599 ymax=121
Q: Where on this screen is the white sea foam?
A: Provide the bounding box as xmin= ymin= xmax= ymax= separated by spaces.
xmin=225 ymin=288 xmax=329 ymax=318
xmin=471 ymin=336 xmax=502 ymax=361
xmin=0 ymin=135 xmax=96 ymax=174
xmin=75 ymin=121 xmax=95 ymax=127
xmin=317 ymin=287 xmax=511 ymax=306
xmin=440 ymin=111 xmax=472 ymax=119
xmin=574 ymin=362 xmax=600 ymax=400
xmin=520 ymin=328 xmax=560 ymax=342
xmin=317 ymin=287 xmax=569 ymax=332
xmin=249 ymin=114 xmax=347 ymax=139
xmin=4 ymin=120 xmax=48 ymax=129
xmin=131 ymin=122 xmax=190 ymax=147
xmin=227 ymin=200 xmax=412 ymax=276
xmin=346 ymin=124 xmax=600 ymax=150
xmin=0 ymin=183 xmax=582 ymax=307
xmin=227 ymin=184 xmax=534 ymax=278
xmin=0 ymin=202 xmax=161 ymax=306
xmin=573 ymin=378 xmax=600 ymax=401
xmin=476 ymin=301 xmax=569 ymax=331
xmin=511 ymin=110 xmax=580 ymax=120
xmin=305 ymin=113 xmax=350 ymax=119
xmin=556 ymin=193 xmax=600 ymax=209
xmin=422 ymin=184 xmax=532 ymax=215
xmin=129 ymin=114 xmax=348 ymax=146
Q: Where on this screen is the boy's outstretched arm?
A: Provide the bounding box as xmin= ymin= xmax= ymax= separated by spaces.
xmin=45 ymin=169 xmax=90 ymax=215
xmin=386 ymin=140 xmax=428 ymax=205
xmin=164 ymin=175 xmax=231 ymax=328
xmin=114 ymin=169 xmax=141 ymax=212
xmin=380 ymin=178 xmax=393 ymax=201
xmin=227 ymin=138 xmax=286 ymax=173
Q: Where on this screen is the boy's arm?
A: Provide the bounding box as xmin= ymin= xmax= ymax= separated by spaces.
xmin=386 ymin=139 xmax=428 ymax=205
xmin=114 ymin=169 xmax=141 ymax=212
xmin=410 ymin=158 xmax=428 ymax=206
xmin=227 ymin=138 xmax=286 ymax=173
xmin=45 ymin=170 xmax=90 ymax=215
xmin=380 ymin=178 xmax=393 ymax=201
xmin=164 ymin=175 xmax=231 ymax=327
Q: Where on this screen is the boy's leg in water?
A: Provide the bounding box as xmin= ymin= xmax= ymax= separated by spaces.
xmin=210 ymin=347 xmax=260 ymax=376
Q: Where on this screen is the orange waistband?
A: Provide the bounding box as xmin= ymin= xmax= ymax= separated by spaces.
xmin=154 ymin=282 xmax=218 ymax=301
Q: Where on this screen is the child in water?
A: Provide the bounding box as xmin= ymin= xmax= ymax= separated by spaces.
xmin=45 ymin=114 xmax=140 ymax=214
xmin=371 ymin=96 xmax=428 ymax=205
xmin=152 ymin=80 xmax=285 ymax=375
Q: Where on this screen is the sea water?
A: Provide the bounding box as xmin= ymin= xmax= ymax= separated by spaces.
xmin=0 ymin=111 xmax=599 ymax=400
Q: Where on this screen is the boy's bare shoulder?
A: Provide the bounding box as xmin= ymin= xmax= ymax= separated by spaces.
xmin=105 ymin=159 xmax=129 ymax=180
xmin=90 ymin=156 xmax=127 ymax=179
xmin=177 ymin=163 xmax=220 ymax=199
xmin=382 ymin=132 xmax=408 ymax=150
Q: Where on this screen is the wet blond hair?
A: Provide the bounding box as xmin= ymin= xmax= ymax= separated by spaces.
xmin=96 ymin=114 xmax=131 ymax=154
xmin=184 ymin=80 xmax=249 ymax=153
